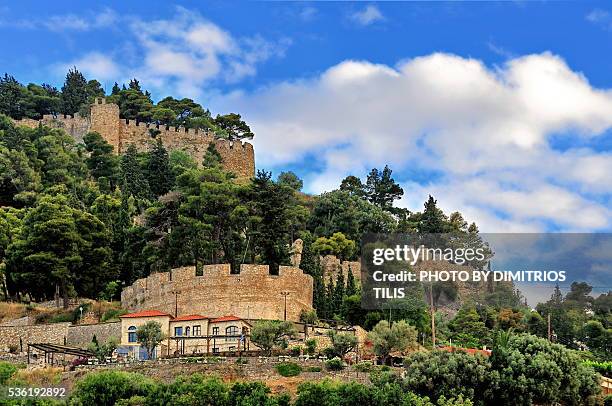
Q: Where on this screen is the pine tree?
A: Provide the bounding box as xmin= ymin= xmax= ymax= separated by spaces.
xmin=419 ymin=195 xmax=447 ymax=234
xmin=60 ymin=67 xmax=88 ymax=114
xmin=147 ymin=139 xmax=173 ymax=197
xmin=111 ymin=83 xmax=121 ymax=95
xmin=120 ymin=144 xmax=151 ymax=201
xmin=83 ymin=132 xmax=118 ymax=191
xmin=202 ymin=142 xmax=223 ymax=168
xmin=346 ymin=266 xmax=357 ymax=296
xmin=365 ymin=165 xmax=403 ymax=210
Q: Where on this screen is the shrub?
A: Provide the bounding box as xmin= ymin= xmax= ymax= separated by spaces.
xmin=305 ymin=339 xmax=317 ymax=355
xmin=276 ymin=361 xmax=302 ymax=377
xmin=148 ymin=374 xmax=228 ymax=405
xmin=605 ymin=394 xmax=612 ymax=406
xmin=403 ymin=350 xmax=495 ymax=405
xmin=290 ymin=346 xmax=303 ymax=356
xmin=491 ymin=334 xmax=601 ymax=405
xmin=69 ymin=370 xmax=157 ymax=406
xmin=0 ymin=362 xmax=18 ymax=385
xmin=354 ymin=361 xmax=374 ymax=372
xmin=306 ymin=366 xmax=322 ymax=372
xmin=325 ymin=357 xmax=344 ymax=371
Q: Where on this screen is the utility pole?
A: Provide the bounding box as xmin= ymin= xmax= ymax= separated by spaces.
xmin=281 ymin=291 xmax=290 ymax=321
xmin=547 ymin=313 xmax=551 ymax=341
xmin=430 ymin=282 xmax=436 ymax=348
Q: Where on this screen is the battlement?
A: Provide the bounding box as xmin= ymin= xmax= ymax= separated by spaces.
xmin=121 ymin=264 xmax=314 ymax=322
xmin=11 ymin=99 xmax=255 ymax=179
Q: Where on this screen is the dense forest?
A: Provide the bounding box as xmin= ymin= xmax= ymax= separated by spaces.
xmin=0 ymin=69 xmax=609 ymax=364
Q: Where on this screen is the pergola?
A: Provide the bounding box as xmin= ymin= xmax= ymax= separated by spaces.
xmin=27 ymin=343 xmax=94 ymax=366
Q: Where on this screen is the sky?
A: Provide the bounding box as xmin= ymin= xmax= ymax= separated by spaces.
xmin=1 ymin=1 xmax=612 ymax=235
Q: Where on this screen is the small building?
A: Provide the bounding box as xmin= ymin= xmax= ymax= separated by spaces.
xmin=119 ymin=310 xmax=251 ymax=359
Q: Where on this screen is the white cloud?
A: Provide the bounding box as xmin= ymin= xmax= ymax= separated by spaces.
xmin=350 ymin=5 xmax=384 ymax=26
xmin=586 ymin=8 xmax=612 ymax=30
xmin=55 ymin=7 xmax=288 ymax=98
xmin=2 ymin=8 xmax=117 ymax=31
xmin=213 ymin=52 xmax=612 ymax=232
xmin=57 ymin=52 xmax=121 ymax=81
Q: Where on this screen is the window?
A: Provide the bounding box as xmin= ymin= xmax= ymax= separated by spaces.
xmin=185 ymin=327 xmax=190 ymax=337
xmin=193 ymin=325 xmax=201 ymax=336
xmin=128 ymin=326 xmax=137 ymax=343
xmin=226 ymin=325 xmax=239 ymax=342
xmin=212 ymin=327 xmax=219 ymax=336
xmin=174 ymin=326 xmax=183 ymax=337
xmin=212 ymin=347 xmax=219 ymax=354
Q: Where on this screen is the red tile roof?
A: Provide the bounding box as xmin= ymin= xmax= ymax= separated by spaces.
xmin=120 ymin=310 xmax=172 ymax=319
xmin=210 ymin=315 xmax=242 ymax=323
xmin=172 ymin=314 xmax=208 ymax=322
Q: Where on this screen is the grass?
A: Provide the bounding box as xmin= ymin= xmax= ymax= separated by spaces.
xmin=8 ymin=367 xmax=62 ymax=387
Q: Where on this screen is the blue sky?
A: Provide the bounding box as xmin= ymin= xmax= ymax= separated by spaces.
xmin=1 ymin=1 xmax=612 ymax=234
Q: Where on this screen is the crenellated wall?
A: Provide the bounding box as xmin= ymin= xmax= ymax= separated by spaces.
xmin=11 ymin=98 xmax=255 ymax=180
xmin=121 ymin=264 xmax=314 ymax=322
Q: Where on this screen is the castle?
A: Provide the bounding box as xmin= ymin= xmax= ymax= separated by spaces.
xmin=12 ymin=99 xmax=255 ymax=179
xmin=121 ymin=264 xmax=314 ymax=322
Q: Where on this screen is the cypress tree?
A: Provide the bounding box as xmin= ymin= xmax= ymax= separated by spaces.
xmin=120 ymin=144 xmax=150 ymax=201
xmin=147 ymin=139 xmax=173 ymax=197
xmin=346 ymin=266 xmax=357 ymax=296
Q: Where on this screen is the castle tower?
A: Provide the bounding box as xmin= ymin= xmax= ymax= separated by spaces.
xmin=90 ymin=98 xmax=121 ymax=153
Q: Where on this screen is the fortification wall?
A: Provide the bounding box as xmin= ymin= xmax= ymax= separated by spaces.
xmin=0 ymin=323 xmax=70 ymax=352
xmin=320 ymin=255 xmax=361 ymax=285
xmin=121 ymin=264 xmax=314 ymax=322
xmin=11 ymin=99 xmax=255 ymax=179
xmin=66 ymin=322 xmax=121 ymax=347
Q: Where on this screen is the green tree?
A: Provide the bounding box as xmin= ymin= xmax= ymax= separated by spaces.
xmin=146 ymin=139 xmax=174 ymax=197
xmin=250 ymin=320 xmax=296 ymax=356
xmin=364 ymin=166 xmax=403 ymax=210
xmin=136 ymin=321 xmax=164 ymax=359
xmin=120 ymin=144 xmax=151 ymax=201
xmin=312 ymin=232 xmax=356 ymax=261
xmin=339 ymin=175 xmax=366 ymax=198
xmin=326 ymin=331 xmax=357 ymax=358
xmin=214 ymin=113 xmax=254 ymax=141
xmin=277 ymin=171 xmax=303 ymax=192
xmin=83 ymin=132 xmax=118 ymax=190
xmin=250 ymin=170 xmax=293 ymax=273
xmin=368 ymin=320 xmax=417 ymax=364
xmin=418 ymin=195 xmax=448 ymax=234
xmin=60 ymin=67 xmax=89 ymax=114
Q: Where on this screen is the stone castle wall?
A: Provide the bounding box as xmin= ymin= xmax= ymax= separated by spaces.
xmin=320 ymin=255 xmax=361 ymax=285
xmin=12 ymin=99 xmax=255 ymax=179
xmin=121 ymin=264 xmax=314 ymax=322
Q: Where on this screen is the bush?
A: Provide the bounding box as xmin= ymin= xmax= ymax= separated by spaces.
xmin=148 ymin=374 xmax=228 ymax=405
xmin=491 ymin=334 xmax=601 ymax=405
xmin=403 ymin=350 xmax=495 ymax=405
xmin=276 ymin=361 xmax=302 ymax=377
xmin=354 ymin=361 xmax=374 ymax=372
xmin=69 ymin=370 xmax=157 ymax=406
xmin=305 ymin=339 xmax=317 ymax=356
xmin=0 ymin=362 xmax=18 ymax=385
xmin=306 ymin=366 xmax=322 ymax=372
xmin=290 ymin=346 xmax=303 ymax=356
xmin=325 ymin=357 xmax=344 ymax=371
xmin=605 ymin=394 xmax=612 ymax=406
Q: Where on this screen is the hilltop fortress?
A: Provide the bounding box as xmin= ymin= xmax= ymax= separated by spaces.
xmin=121 ymin=264 xmax=314 ymax=322
xmin=12 ymin=98 xmax=255 ymax=179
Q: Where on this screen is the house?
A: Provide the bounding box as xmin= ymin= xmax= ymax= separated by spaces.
xmin=119 ymin=310 xmax=251 ymax=359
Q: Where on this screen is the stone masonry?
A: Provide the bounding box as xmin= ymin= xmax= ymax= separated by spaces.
xmin=121 ymin=264 xmax=314 ymax=322
xmin=12 ymin=99 xmax=255 ymax=179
